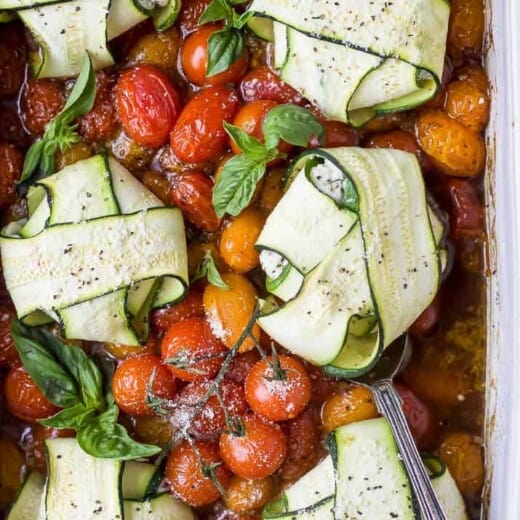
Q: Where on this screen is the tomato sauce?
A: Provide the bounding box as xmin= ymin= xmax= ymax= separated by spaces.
xmin=0 ymin=0 xmax=488 ymax=518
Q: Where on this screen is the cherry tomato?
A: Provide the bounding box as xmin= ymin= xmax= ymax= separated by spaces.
xmin=152 ymin=285 xmax=205 ymax=333
xmin=224 ymin=475 xmax=278 ymax=512
xmin=219 ymin=413 xmax=287 ymax=479
xmin=280 ymin=407 xmax=321 ymax=481
xmin=173 ymin=379 xmax=247 ymax=436
xmin=30 ymin=425 xmax=75 ymax=471
xmin=170 ymin=171 xmax=221 ymax=232
xmin=227 ymin=349 xmax=261 ymax=385
xmin=309 ymin=120 xmax=359 ymax=148
xmin=115 ymin=64 xmax=181 ymax=149
xmin=230 ymin=100 xmax=292 ymax=155
xmin=134 ymin=415 xmax=175 ymax=447
xmin=55 ymin=142 xmax=92 ymax=171
xmin=181 ymin=24 xmax=249 ymax=86
xmin=112 ymin=354 xmax=177 ymax=416
xmin=245 ymin=355 xmax=311 ymax=422
xmin=166 ymin=440 xmax=231 ymax=507
xmin=0 ymin=305 xmax=18 ymax=366
xmin=410 ymin=295 xmax=441 ymax=337
xmin=4 ymin=366 xmax=61 ymax=423
xmin=447 ymin=178 xmax=484 ymax=238
xmin=140 ymin=170 xmax=171 ymax=204
xmin=161 ymin=316 xmax=228 ymax=382
xmin=21 ymin=79 xmax=65 ymax=135
xmin=78 ymin=70 xmax=118 ymax=143
xmin=170 ymin=85 xmax=239 ymax=163
xmin=0 ymin=22 xmax=27 ymax=98
xmin=395 ymin=383 xmax=437 ymax=450
xmin=0 ymin=143 xmax=22 ymax=209
xmin=104 ymin=335 xmax=158 ymax=360
xmin=177 ymin=0 xmax=212 ymax=33
xmin=240 ymin=66 xmax=304 ymax=105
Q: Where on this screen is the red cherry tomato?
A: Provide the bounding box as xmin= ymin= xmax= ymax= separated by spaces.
xmin=152 ymin=285 xmax=205 ymax=333
xmin=219 ymin=413 xmax=287 ymax=479
xmin=115 ymin=64 xmax=181 ymax=149
xmin=245 ymin=355 xmax=311 ymax=422
xmin=230 ymin=100 xmax=293 ymax=156
xmin=170 ymin=85 xmax=239 ymax=163
xmin=0 ymin=306 xmax=18 ymax=367
xmin=173 ymin=379 xmax=247 ymax=436
xmin=161 ymin=316 xmax=228 ymax=382
xmin=177 ymin=0 xmax=212 ymax=33
xmin=181 ymin=24 xmax=249 ymax=86
xmin=240 ymin=66 xmax=304 ymax=105
xmin=226 ymin=349 xmax=261 ymax=385
xmin=112 ymin=354 xmax=177 ymax=417
xmin=395 ymin=383 xmax=438 ymax=450
xmin=21 ymin=79 xmax=65 ymax=135
xmin=309 ymin=120 xmax=359 ymax=148
xmin=447 ymin=178 xmax=484 ymax=238
xmin=410 ymin=295 xmax=441 ymax=337
xmin=166 ymin=440 xmax=231 ymax=507
xmin=4 ymin=367 xmax=61 ymax=423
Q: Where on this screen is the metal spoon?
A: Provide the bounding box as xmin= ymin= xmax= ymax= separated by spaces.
xmin=354 ymin=336 xmax=448 ymax=520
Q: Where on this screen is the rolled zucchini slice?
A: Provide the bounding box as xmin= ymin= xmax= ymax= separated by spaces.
xmin=248 ymin=0 xmax=450 ymax=126
xmin=257 ymin=147 xmax=444 ymax=377
xmin=0 ymin=155 xmax=188 ymax=345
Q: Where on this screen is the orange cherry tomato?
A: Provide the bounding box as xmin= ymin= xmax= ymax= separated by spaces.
xmin=219 ymin=413 xmax=287 ymax=480
xmin=447 ymin=0 xmax=485 ymax=60
xmin=181 ymin=24 xmax=249 ymax=86
xmin=245 ymin=355 xmax=311 ymax=422
xmin=166 ymin=440 xmax=231 ymax=507
xmin=445 ymin=79 xmax=490 ymax=133
xmin=240 ymin=66 xmax=304 ymax=105
xmin=161 ymin=316 xmax=228 ymax=382
xmin=112 ymin=354 xmax=176 ymax=416
xmin=173 ymin=379 xmax=247 ymax=436
xmin=230 ymin=100 xmax=293 ymax=155
xmin=0 ymin=306 xmax=18 ymax=367
xmin=152 ymin=285 xmax=205 ymax=333
xmin=170 ymin=85 xmax=240 ymax=163
xmin=170 ymin=171 xmax=221 ymax=232
xmin=115 ymin=64 xmax=181 ymax=149
xmin=4 ymin=366 xmax=61 ymax=423
xmin=224 ymin=475 xmax=278 ymax=512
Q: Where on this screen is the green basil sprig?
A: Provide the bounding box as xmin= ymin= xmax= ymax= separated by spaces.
xmin=11 ymin=320 xmax=160 ymax=460
xmin=20 ymin=53 xmax=96 ymax=183
xmin=213 ymin=104 xmax=325 ymax=217
xmin=193 ymin=250 xmax=230 ymax=289
xmin=199 ymin=0 xmax=252 ymax=77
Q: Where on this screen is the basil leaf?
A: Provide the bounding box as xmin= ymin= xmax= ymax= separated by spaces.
xmin=11 ymin=320 xmax=80 ymax=408
xmin=224 ymin=122 xmax=268 ymax=160
xmin=40 ymin=403 xmax=96 ymax=430
xmin=60 ymin=54 xmax=96 ymax=122
xmin=77 ymin=404 xmax=160 ymax=460
xmin=212 ymin=154 xmax=268 ymax=217
xmin=232 ymin=9 xmax=254 ymax=29
xmin=193 ymin=251 xmax=230 ymax=290
xmin=263 ymin=104 xmax=325 ymax=150
xmin=207 ymin=27 xmax=244 ymax=77
xmin=199 ymin=0 xmax=231 ymax=24
xmin=20 ymin=139 xmax=44 ymax=183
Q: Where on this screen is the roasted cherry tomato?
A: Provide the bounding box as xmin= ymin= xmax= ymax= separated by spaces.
xmin=224 ymin=475 xmax=278 ymax=512
xmin=245 ymin=355 xmax=311 ymax=422
xmin=115 ymin=64 xmax=181 ymax=149
xmin=0 ymin=22 xmax=27 ymax=98
xmin=410 ymin=295 xmax=441 ymax=337
xmin=166 ymin=440 xmax=231 ymax=507
xmin=445 ymin=79 xmax=490 ymax=133
xmin=0 ymin=144 xmax=22 ymax=209
xmin=227 ymin=349 xmax=261 ymax=385
xmin=395 ymin=383 xmax=438 ymax=450
xmin=177 ymin=0 xmax=212 ymax=33
xmin=152 ymin=285 xmax=205 ymax=333
xmin=170 ymin=85 xmax=239 ymax=163
xmin=112 ymin=354 xmax=177 ymax=416
xmin=173 ymin=379 xmax=247 ymax=436
xmin=240 ymin=66 xmax=304 ymax=105
xmin=181 ymin=24 xmax=249 ymax=86
xmin=309 ymin=120 xmax=359 ymax=148
xmin=219 ymin=413 xmax=287 ymax=480
xmin=260 ymin=167 xmax=285 ymax=211
xmin=447 ymin=0 xmax=485 ymax=60
xmin=161 ymin=316 xmax=228 ymax=382
xmin=21 ymin=79 xmax=65 ymax=135
xmin=170 ymin=171 xmax=221 ymax=232
xmin=4 ymin=366 xmax=61 ymax=423
xmin=0 ymin=305 xmax=18 ymax=366
xmin=447 ymin=178 xmax=484 ymax=238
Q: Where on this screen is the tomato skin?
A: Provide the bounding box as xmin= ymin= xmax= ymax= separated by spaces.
xmin=161 ymin=316 xmax=228 ymax=382
xmin=0 ymin=305 xmax=19 ymax=366
xmin=240 ymin=66 xmax=304 ymax=105
xmin=177 ymin=0 xmax=212 ymax=33
xmin=112 ymin=354 xmax=177 ymax=417
xmin=224 ymin=475 xmax=278 ymax=512
xmin=219 ymin=413 xmax=287 ymax=479
xmin=181 ymin=24 xmax=249 ymax=86
xmin=115 ymin=64 xmax=181 ymax=149
xmin=170 ymin=171 xmax=221 ymax=232
xmin=395 ymin=383 xmax=437 ymax=450
xmin=21 ymin=79 xmax=65 ymax=135
xmin=0 ymin=143 xmax=22 ymax=209
xmin=227 ymin=349 xmax=261 ymax=385
xmin=4 ymin=366 xmax=61 ymax=423
xmin=0 ymin=23 xmax=27 ymax=98
xmin=152 ymin=285 xmax=205 ymax=333
xmin=170 ymin=85 xmax=240 ymax=163
xmin=166 ymin=440 xmax=230 ymax=507
xmin=173 ymin=379 xmax=247 ymax=436
xmin=245 ymin=355 xmax=311 ymax=422
xmin=447 ymin=178 xmax=484 ymax=238
xmin=313 ymin=120 xmax=359 ymax=148
xmin=410 ymin=295 xmax=441 ymax=337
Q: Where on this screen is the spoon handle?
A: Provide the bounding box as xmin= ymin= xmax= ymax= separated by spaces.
xmin=371 ymin=379 xmax=447 ymax=520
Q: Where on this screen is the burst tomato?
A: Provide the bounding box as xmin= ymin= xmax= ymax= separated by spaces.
xmin=0 ymin=305 xmax=18 ymax=366
xmin=115 ymin=64 xmax=181 ymax=149
xmin=21 ymin=79 xmax=65 ymax=135
xmin=0 ymin=144 xmax=22 ymax=209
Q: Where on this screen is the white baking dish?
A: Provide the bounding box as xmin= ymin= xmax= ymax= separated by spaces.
xmin=484 ymin=0 xmax=520 ymax=518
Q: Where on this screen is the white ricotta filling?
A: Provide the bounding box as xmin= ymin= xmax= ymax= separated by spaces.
xmin=309 ymin=159 xmax=345 ymax=204
xmin=260 ymin=249 xmax=289 ymax=280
